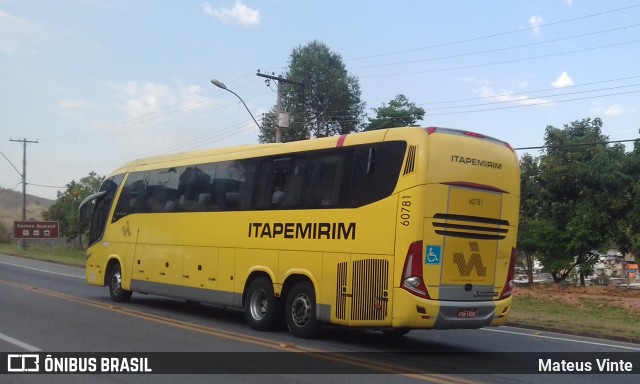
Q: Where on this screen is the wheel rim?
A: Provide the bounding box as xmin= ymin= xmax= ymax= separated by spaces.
xmin=291 ymin=293 xmax=311 ymax=327
xmin=111 ymin=271 xmax=122 ymax=296
xmin=249 ymin=289 xmax=268 ymax=321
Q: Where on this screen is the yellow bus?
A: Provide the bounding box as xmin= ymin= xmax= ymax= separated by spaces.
xmin=79 ymin=127 xmax=519 ymax=338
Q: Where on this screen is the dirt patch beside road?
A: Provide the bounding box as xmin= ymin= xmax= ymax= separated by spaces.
xmin=514 ymin=284 xmax=640 ymax=313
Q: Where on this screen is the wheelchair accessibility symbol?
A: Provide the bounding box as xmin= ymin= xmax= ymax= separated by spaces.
xmin=425 ymin=245 xmax=441 ymax=265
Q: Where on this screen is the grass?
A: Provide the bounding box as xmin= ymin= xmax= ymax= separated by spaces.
xmin=0 ymin=242 xmax=85 ymax=266
xmin=509 ymin=292 xmax=640 ymax=343
xmin=2 ymin=242 xmax=639 ymax=343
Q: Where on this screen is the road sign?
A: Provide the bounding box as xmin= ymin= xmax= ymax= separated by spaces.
xmin=13 ymin=221 xmax=59 ymax=239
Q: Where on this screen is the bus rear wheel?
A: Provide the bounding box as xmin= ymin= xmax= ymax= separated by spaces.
xmin=108 ymin=263 xmax=132 ymax=302
xmin=245 ymin=277 xmax=280 ymax=331
xmin=285 ymin=281 xmax=319 ymax=339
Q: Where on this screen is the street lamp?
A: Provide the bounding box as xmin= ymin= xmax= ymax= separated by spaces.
xmin=210 ymin=79 xmax=261 ymax=130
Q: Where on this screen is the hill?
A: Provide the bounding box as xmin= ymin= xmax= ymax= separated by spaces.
xmin=0 ymin=188 xmax=54 ymax=230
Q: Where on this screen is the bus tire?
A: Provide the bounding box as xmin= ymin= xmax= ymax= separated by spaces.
xmin=285 ymin=281 xmax=319 ymax=339
xmin=245 ymin=277 xmax=280 ymax=331
xmin=108 ymin=263 xmax=132 ymax=302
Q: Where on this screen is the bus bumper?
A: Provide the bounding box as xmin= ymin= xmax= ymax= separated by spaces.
xmin=86 ymin=253 xmax=104 ymax=287
xmin=391 ymin=288 xmax=512 ymax=329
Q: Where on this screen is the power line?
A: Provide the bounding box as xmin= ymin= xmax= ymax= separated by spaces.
xmin=347 ymin=3 xmax=640 ymax=61
xmin=258 ymin=74 xmax=640 ymax=120
xmin=137 ymin=118 xmax=257 ymax=156
xmin=0 ymin=151 xmax=21 ymax=177
xmin=40 ymin=72 xmax=263 ymax=143
xmin=355 ymin=23 xmax=640 ymax=70
xmin=427 ymin=88 xmax=640 ymax=116
xmin=257 ymin=72 xmax=305 ymax=143
xmin=426 ymin=83 xmax=640 ymax=112
xmin=514 ymin=138 xmax=639 ymax=151
xmin=418 ymin=75 xmax=640 ymax=106
xmin=29 ymin=183 xmax=65 ymax=189
xmin=361 ymin=39 xmax=640 ymax=78
xmin=0 ymin=182 xmax=23 ymax=195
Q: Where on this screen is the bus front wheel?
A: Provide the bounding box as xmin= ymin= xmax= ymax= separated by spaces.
xmin=108 ymin=263 xmax=132 ymax=302
xmin=285 ymin=281 xmax=319 ymax=338
xmin=245 ymin=277 xmax=280 ymax=331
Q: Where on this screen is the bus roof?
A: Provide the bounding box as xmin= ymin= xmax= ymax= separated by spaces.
xmin=110 ymin=127 xmax=513 ymax=175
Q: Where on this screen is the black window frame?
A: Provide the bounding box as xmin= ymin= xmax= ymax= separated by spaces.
xmin=110 ymin=141 xmax=407 ymax=219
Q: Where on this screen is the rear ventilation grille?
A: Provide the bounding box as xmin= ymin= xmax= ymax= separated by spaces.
xmin=403 ymin=145 xmax=417 ymax=175
xmin=433 ymin=213 xmax=509 ymax=240
xmin=336 ymin=262 xmax=348 ymax=320
xmin=335 ymin=259 xmax=390 ymax=321
xmin=351 ymin=259 xmax=389 ymax=321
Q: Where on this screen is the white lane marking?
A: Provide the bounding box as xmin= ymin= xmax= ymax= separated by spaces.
xmin=481 ymin=327 xmax=640 ymax=351
xmin=0 ymin=262 xmax=84 ymax=279
xmin=0 ymin=332 xmax=42 ymax=352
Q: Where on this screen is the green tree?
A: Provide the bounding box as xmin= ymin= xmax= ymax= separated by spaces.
xmin=617 ymin=133 xmax=640 ymax=256
xmin=258 ymin=40 xmax=365 ymax=143
xmin=365 ymin=94 xmax=425 ymax=131
xmin=534 ymin=118 xmax=631 ymax=285
xmin=43 ymin=171 xmax=104 ymax=248
xmin=517 ymin=153 xmax=542 ymax=283
xmin=520 ymin=219 xmax=573 ymax=283
xmin=0 ymin=222 xmax=10 ymax=243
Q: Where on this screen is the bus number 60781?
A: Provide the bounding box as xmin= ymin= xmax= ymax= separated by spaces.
xmin=400 ymin=196 xmax=411 ymax=226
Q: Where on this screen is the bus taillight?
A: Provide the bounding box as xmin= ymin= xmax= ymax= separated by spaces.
xmin=499 ymin=247 xmax=517 ymax=300
xmin=402 ymin=241 xmax=430 ymax=299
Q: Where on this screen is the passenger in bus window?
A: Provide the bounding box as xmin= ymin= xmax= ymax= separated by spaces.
xmin=272 ymin=185 xmax=284 ymax=206
xmin=164 ymin=200 xmax=176 ymax=212
xmin=320 ymin=190 xmax=332 ymax=207
xmin=198 ymin=193 xmax=212 ymax=211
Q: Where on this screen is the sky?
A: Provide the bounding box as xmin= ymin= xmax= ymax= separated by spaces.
xmin=1 ymin=0 xmax=639 ymax=200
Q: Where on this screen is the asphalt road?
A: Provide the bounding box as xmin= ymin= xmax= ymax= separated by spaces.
xmin=1 ymin=253 xmax=638 ymax=384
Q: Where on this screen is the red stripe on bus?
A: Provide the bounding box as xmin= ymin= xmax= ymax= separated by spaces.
xmin=336 ymin=134 xmax=348 ymax=147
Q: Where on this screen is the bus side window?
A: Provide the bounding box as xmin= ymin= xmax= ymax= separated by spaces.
xmin=269 ymin=158 xmax=290 ymax=207
xmin=151 ymin=167 xmax=180 ymax=212
xmin=253 ymin=157 xmax=302 ymax=210
xmin=215 ymin=159 xmax=255 ymax=211
xmin=237 ymin=159 xmax=256 ymax=210
xmin=112 ymin=172 xmax=147 ymax=221
xmin=253 ymin=160 xmax=274 ymax=209
xmin=280 ymin=157 xmax=305 ymax=208
xmin=178 ymin=166 xmax=212 ymax=212
xmin=348 ymin=142 xmax=406 ymax=207
xmin=303 ymin=151 xmax=346 ymax=208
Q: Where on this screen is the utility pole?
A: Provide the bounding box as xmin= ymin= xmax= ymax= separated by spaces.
xmin=10 ymin=138 xmax=38 ymax=249
xmin=256 ymin=72 xmax=304 ymax=143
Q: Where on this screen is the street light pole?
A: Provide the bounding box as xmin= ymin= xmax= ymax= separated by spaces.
xmin=210 ymin=79 xmax=261 ymax=130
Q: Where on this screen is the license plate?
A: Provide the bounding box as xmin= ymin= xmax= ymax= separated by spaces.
xmin=457 ymin=308 xmax=477 ymax=318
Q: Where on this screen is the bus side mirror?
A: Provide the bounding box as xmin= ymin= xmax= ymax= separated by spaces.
xmin=78 ymin=191 xmax=107 ymax=228
xmin=78 ymin=200 xmax=93 ymax=228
